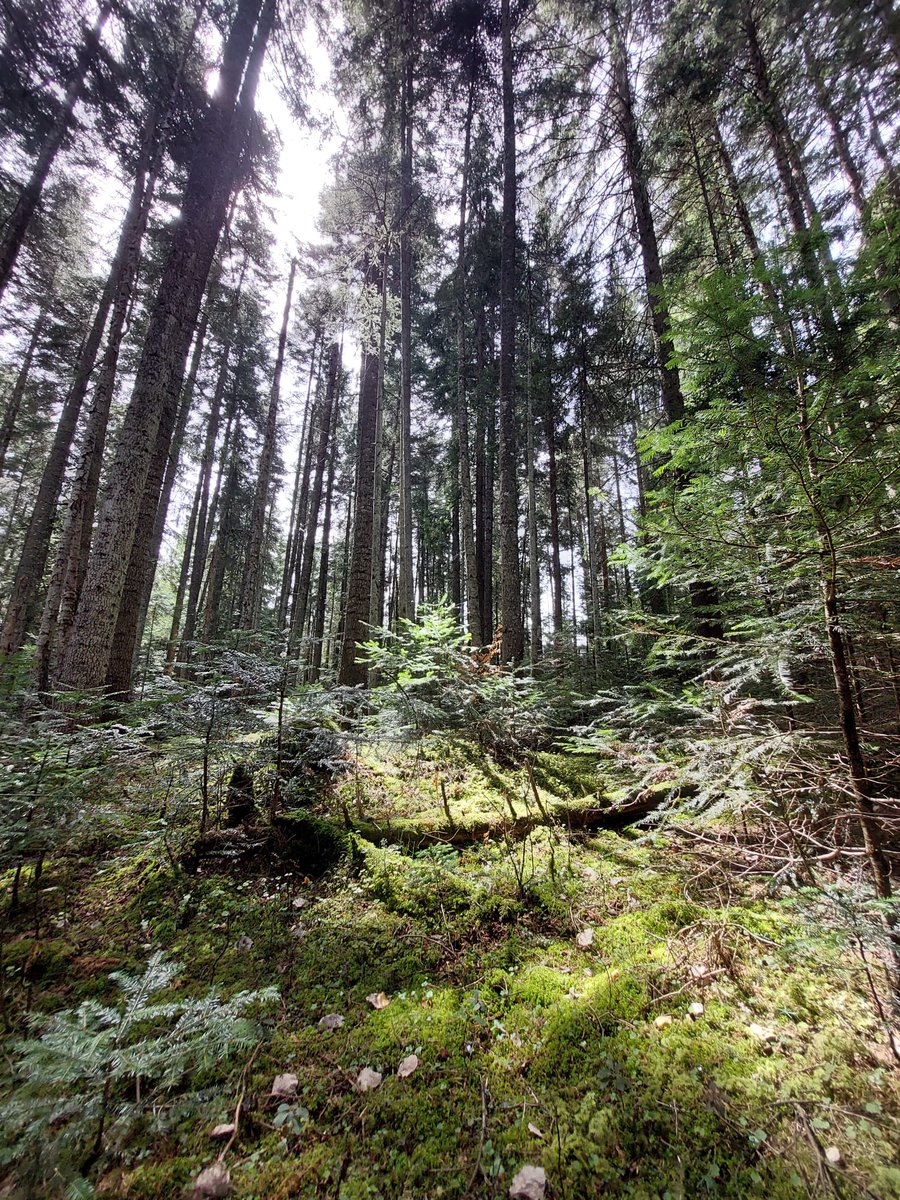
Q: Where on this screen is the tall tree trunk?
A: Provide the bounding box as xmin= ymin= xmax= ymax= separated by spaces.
xmin=456 ymin=69 xmax=481 ymax=645
xmin=0 ymin=280 xmax=113 ymax=656
xmin=338 ymin=257 xmax=383 ymax=687
xmin=290 ymin=340 xmax=340 ymax=647
xmin=740 ymin=1 xmax=841 ymax=328
xmin=610 ymin=10 xmax=682 ymax=425
xmin=278 ymin=330 xmax=321 ymax=627
xmin=498 ymin=0 xmax=523 ymax=664
xmin=397 ymin=0 xmax=416 ymax=623
xmin=525 ymin=260 xmax=541 ymax=663
xmin=58 ymin=0 xmax=272 ymax=692
xmin=38 ymin=119 xmax=165 ymax=688
xmin=0 ymin=4 xmax=111 ymax=302
xmin=309 ymin=380 xmax=341 ymax=682
xmin=240 ymin=257 xmax=296 ymax=630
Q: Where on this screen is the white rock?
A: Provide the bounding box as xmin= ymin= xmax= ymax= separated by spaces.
xmin=271 ymin=1072 xmax=298 ymax=1099
xmin=192 ymin=1163 xmax=232 ymax=1198
xmin=509 ymin=1164 xmax=547 ymax=1200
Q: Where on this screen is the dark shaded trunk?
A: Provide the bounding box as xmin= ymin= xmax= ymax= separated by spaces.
xmin=338 ymin=257 xmax=383 ymax=687
xmin=277 ymin=331 xmax=321 ymax=627
xmin=39 ymin=124 xmax=163 ymax=688
xmin=58 ymin=0 xmax=272 ymax=692
xmin=309 ymin=381 xmax=341 ymax=682
xmin=498 ymin=0 xmax=523 ymax=664
xmin=457 ymin=70 xmax=481 ymax=645
xmin=290 ymin=340 xmax=340 ymax=648
xmin=397 ymin=0 xmax=415 ymax=622
xmin=240 ymin=257 xmax=296 ymax=630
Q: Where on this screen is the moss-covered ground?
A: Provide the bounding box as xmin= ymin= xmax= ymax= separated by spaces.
xmin=1 ymin=737 xmax=898 ymax=1199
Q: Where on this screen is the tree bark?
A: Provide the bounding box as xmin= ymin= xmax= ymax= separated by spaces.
xmin=397 ymin=0 xmax=416 ymax=623
xmin=58 ymin=0 xmax=272 ymax=692
xmin=338 ymin=257 xmax=383 ymax=687
xmin=498 ymin=0 xmax=523 ymax=664
xmin=290 ymin=340 xmax=340 ymax=648
xmin=240 ymin=257 xmax=296 ymax=630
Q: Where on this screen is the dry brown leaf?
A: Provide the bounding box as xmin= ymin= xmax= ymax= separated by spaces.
xmin=356 ymin=1068 xmax=383 ymax=1092
xmin=397 ymin=1053 xmax=420 ymax=1078
xmin=318 ymin=1013 xmax=344 ymax=1031
xmin=366 ymin=991 xmax=390 ymax=1010
xmin=509 ymin=1164 xmax=547 ymax=1200
xmin=606 ymin=968 xmax=621 ymax=983
xmin=527 ymin=1122 xmax=545 ymax=1139
xmin=271 ymin=1073 xmax=299 ymax=1099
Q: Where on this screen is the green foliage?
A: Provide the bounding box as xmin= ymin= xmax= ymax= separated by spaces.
xmin=0 ymin=952 xmax=278 ymax=1196
xmin=362 ymin=600 xmax=578 ymax=759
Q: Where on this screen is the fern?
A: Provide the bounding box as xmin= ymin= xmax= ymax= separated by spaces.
xmin=0 ymin=952 xmax=278 ymax=1196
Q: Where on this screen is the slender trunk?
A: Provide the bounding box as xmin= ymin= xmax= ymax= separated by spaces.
xmin=338 ymin=257 xmax=383 ymax=687
xmin=309 ymin=382 xmax=341 ymax=682
xmin=0 ymin=4 xmax=111 ymax=302
xmin=240 ymin=257 xmax=296 ymax=630
xmin=525 ymin=262 xmax=541 ymax=662
xmin=0 ymin=303 xmax=47 ymax=475
xmin=457 ymin=70 xmax=481 ymax=645
xmin=499 ymin=0 xmax=523 ymax=664
xmin=277 ymin=332 xmax=321 ymax=627
xmin=290 ymin=341 xmax=340 ymax=647
xmin=369 ymin=244 xmax=390 ymax=631
xmin=397 ymin=0 xmax=416 ymax=622
xmin=611 ymin=10 xmax=682 ymax=424
xmin=179 ymin=353 xmax=239 ymax=668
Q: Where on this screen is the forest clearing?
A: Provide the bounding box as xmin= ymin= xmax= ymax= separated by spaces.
xmin=0 ymin=0 xmax=899 ymax=1195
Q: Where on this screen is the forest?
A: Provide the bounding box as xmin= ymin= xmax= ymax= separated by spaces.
xmin=0 ymin=0 xmax=898 ymax=1195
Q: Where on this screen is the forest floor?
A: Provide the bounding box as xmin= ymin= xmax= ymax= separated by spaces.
xmin=2 ymin=735 xmax=899 ymax=1200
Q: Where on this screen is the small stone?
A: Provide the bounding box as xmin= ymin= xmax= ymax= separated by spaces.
xmin=318 ymin=1013 xmax=344 ymax=1030
xmin=271 ymin=1073 xmax=298 ymax=1099
xmin=509 ymin=1164 xmax=547 ymax=1200
xmin=575 ymin=928 xmax=594 ymax=949
xmin=747 ymin=1022 xmax=775 ymax=1042
xmin=825 ymin=1146 xmax=843 ymax=1166
xmin=191 ymin=1163 xmax=232 ymax=1198
xmin=209 ymin=1123 xmax=235 ymax=1140
xmin=654 ymin=1014 xmax=673 ymax=1029
xmin=234 ymin=935 xmax=253 ymax=952
xmin=292 ymin=897 xmax=308 ymax=909
xmin=688 ymin=1002 xmax=704 ymax=1019
xmin=356 ymin=1067 xmax=383 ymax=1092
xmin=366 ymin=991 xmax=390 ymax=1009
